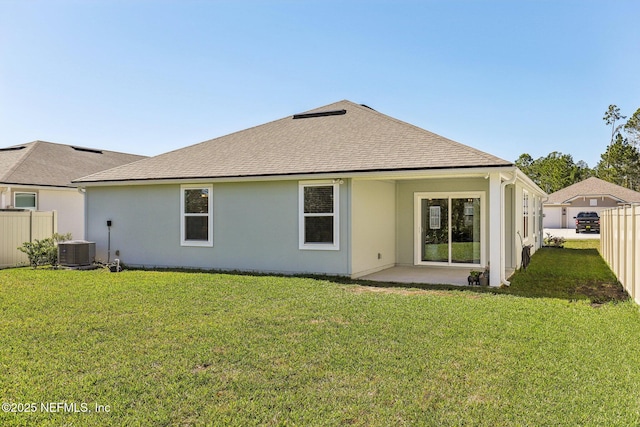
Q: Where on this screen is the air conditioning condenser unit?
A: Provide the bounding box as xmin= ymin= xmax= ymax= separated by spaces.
xmin=58 ymin=241 xmax=96 ymax=267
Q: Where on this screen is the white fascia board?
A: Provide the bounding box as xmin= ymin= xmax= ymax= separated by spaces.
xmin=75 ymin=166 xmax=518 ymax=187
xmin=563 ymin=194 xmax=625 ymax=204
xmin=514 ymin=169 xmax=547 ymax=197
xmin=0 ymin=184 xmax=77 ymax=192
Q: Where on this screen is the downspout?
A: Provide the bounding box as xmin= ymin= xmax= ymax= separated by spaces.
xmin=0 ymin=186 xmax=10 ymax=209
xmin=78 ymin=186 xmax=87 ymax=240
xmin=500 ymin=172 xmax=517 ymax=286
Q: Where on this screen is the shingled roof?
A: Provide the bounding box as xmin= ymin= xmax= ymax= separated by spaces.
xmin=75 ymin=100 xmax=513 ymax=184
xmin=546 ymin=177 xmax=640 ymax=204
xmin=0 ymin=141 xmax=146 ymax=188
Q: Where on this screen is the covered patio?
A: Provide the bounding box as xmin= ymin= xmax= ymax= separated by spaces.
xmin=359 ymin=265 xmax=515 ymax=287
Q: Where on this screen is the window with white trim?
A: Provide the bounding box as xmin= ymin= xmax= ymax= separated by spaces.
xmin=14 ymin=192 xmax=37 ymax=210
xmin=299 ymin=182 xmax=339 ymax=250
xmin=180 ymin=185 xmax=213 ymax=247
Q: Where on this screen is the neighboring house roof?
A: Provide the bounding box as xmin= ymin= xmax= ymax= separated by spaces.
xmin=75 ymin=100 xmax=513 ymax=184
xmin=545 ymin=177 xmax=640 ymax=204
xmin=0 ymin=141 xmax=147 ymax=188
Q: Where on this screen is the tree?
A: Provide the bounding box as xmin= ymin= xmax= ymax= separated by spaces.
xmin=603 ymin=104 xmax=626 ymax=170
xmin=595 ymin=134 xmax=640 ymax=190
xmin=515 ymin=152 xmax=591 ymax=193
xmin=624 ymin=107 xmax=640 ymax=147
xmin=603 ymin=104 xmax=626 ymax=144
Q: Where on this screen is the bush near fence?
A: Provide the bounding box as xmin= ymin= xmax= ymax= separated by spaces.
xmin=0 ymin=210 xmax=57 ymax=268
xmin=601 ymin=205 xmax=640 ymax=304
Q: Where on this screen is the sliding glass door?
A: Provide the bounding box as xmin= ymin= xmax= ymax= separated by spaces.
xmin=421 ymin=198 xmax=449 ymax=262
xmin=415 ymin=192 xmax=484 ymax=266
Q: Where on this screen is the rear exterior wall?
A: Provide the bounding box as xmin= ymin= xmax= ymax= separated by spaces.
xmin=85 ymin=181 xmax=351 ymax=275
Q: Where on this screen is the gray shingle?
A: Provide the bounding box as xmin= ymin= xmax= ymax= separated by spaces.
xmin=75 ymin=100 xmax=513 ymax=183
xmin=546 ymin=177 xmax=640 ymax=204
xmin=0 ymin=141 xmax=147 ymax=187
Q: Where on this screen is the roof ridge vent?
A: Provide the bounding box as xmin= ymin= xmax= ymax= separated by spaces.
xmin=71 ymin=146 xmax=103 ymax=154
xmin=293 ymin=109 xmax=346 ymax=119
xmin=0 ymin=146 xmax=26 ymax=152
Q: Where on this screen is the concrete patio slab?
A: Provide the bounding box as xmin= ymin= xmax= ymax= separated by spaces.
xmin=360 ymin=265 xmax=480 ymax=286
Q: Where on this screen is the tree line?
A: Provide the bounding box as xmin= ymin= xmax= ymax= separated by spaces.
xmin=516 ymin=105 xmax=640 ymax=193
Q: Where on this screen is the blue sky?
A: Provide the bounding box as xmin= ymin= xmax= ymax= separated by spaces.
xmin=1 ymin=0 xmax=638 ymax=168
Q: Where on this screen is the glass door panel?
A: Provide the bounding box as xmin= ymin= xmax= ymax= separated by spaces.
xmin=421 ymin=198 xmax=449 ymax=262
xmin=451 ymin=198 xmax=481 ymax=264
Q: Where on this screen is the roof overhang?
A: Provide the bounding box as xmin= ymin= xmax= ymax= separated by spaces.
xmin=562 ymin=194 xmax=627 ymax=204
xmin=0 ymin=183 xmax=77 ymax=191
xmin=75 ymin=165 xmax=519 ymax=188
xmin=75 ymin=164 xmax=547 ymax=197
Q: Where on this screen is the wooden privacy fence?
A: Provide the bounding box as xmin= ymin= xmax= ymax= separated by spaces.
xmin=0 ymin=210 xmax=57 ymax=268
xmin=601 ymin=205 xmax=640 ymax=305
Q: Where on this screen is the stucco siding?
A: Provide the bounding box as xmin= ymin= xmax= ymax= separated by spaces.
xmin=396 ymin=178 xmax=490 ymax=266
xmin=85 ymin=181 xmax=350 ymax=275
xmin=350 ymin=179 xmax=396 ymax=277
xmin=39 ymin=189 xmax=85 ymax=239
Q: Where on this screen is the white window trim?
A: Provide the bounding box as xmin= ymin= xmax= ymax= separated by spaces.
xmin=14 ymin=192 xmax=37 ymax=210
xmin=180 ymin=184 xmax=213 ymax=247
xmin=299 ymin=180 xmax=340 ymax=251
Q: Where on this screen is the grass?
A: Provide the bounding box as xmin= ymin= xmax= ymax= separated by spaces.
xmin=1 ymin=242 xmax=639 ymax=426
xmin=504 ymin=239 xmax=626 ymax=302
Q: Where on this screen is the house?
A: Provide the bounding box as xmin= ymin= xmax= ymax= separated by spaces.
xmin=0 ymin=141 xmax=146 ymax=239
xmin=543 ymin=177 xmax=640 ymax=229
xmin=74 ymin=100 xmax=546 ymax=286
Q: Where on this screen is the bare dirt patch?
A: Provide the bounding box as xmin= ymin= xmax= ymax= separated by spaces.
xmin=576 ymin=281 xmax=629 ymax=304
xmin=346 ymin=285 xmax=482 ymax=298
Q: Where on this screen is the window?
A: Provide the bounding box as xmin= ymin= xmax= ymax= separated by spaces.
xmin=299 ymin=182 xmax=339 ymax=250
xmin=523 ymin=190 xmax=529 ymax=238
xmin=180 ymin=185 xmax=213 ymax=246
xmin=429 ymin=206 xmax=441 ymax=229
xmin=14 ymin=192 xmax=37 ymax=210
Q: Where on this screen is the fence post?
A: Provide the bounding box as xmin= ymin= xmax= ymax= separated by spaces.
xmin=632 ymin=205 xmax=637 ymax=301
xmin=29 ymin=210 xmax=34 ymax=242
xmin=631 ymin=205 xmax=640 ymax=303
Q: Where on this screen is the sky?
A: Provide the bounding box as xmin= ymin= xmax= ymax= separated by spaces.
xmin=1 ymin=0 xmax=639 ymax=168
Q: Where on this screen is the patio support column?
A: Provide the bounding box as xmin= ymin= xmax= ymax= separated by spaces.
xmin=488 ymin=172 xmax=502 ymax=286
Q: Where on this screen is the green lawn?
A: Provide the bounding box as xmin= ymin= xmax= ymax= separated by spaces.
xmin=2 ymin=244 xmax=640 ymax=426
xmin=504 ymin=239 xmax=626 ymax=302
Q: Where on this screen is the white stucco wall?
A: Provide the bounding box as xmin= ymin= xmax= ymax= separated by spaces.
xmin=85 ymin=180 xmax=351 ymax=275
xmin=513 ymin=183 xmax=544 ymax=268
xmin=38 ymin=188 xmax=85 ymax=239
xmin=350 ymin=179 xmax=396 ymax=277
xmin=0 ymin=186 xmax=84 ymax=239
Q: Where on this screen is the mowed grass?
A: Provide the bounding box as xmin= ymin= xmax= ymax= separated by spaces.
xmin=2 ymin=255 xmax=640 ymax=425
xmin=505 ymin=239 xmax=626 ymax=302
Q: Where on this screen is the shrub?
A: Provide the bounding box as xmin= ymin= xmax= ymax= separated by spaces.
xmin=17 ymin=233 xmax=72 ymax=268
xmin=544 ymin=232 xmax=565 ymax=248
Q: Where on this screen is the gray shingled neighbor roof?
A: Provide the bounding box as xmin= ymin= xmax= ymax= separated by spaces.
xmin=0 ymin=141 xmax=147 ymax=187
xmin=75 ymin=100 xmax=513 ymax=184
xmin=546 ymin=177 xmax=640 ymax=204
